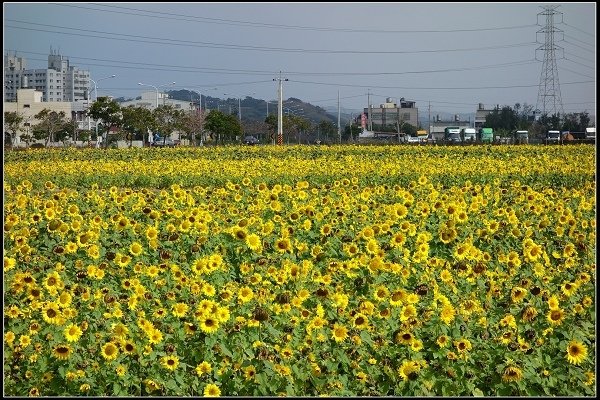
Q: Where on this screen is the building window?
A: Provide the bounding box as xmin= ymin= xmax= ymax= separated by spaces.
xmin=23 ymin=104 xmax=30 ymax=108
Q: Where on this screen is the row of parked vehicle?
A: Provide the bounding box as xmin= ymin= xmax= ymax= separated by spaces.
xmin=545 ymin=128 xmax=595 ymax=143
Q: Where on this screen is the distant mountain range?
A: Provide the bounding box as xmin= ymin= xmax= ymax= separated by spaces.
xmin=167 ymin=90 xmax=340 ymax=125
xmin=118 ymin=90 xmax=479 ymax=129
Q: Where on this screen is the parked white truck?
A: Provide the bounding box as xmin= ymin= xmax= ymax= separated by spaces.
xmin=462 ymin=128 xmax=477 ymax=142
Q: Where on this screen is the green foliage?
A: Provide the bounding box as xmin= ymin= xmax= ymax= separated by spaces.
xmin=205 ymin=110 xmax=242 ymax=143
xmin=87 ymin=97 xmax=123 ymax=148
xmin=32 ymin=108 xmax=68 ymax=146
xmin=4 ymin=111 xmax=24 ymax=147
xmin=122 ymin=106 xmax=156 ymax=144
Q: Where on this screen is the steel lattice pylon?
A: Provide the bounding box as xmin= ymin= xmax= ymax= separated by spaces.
xmin=535 ymin=5 xmax=564 ymax=117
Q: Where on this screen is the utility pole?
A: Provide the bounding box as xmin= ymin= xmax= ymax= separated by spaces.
xmin=367 ymin=90 xmax=373 ymax=131
xmin=535 ymin=5 xmax=564 ymax=117
xmin=273 ymin=71 xmax=288 ymax=145
xmin=337 ymin=90 xmax=341 ymax=144
xmin=428 ymin=101 xmax=431 ymax=140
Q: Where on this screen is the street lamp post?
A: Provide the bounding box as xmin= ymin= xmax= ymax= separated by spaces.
xmin=159 ymin=82 xmax=176 ymax=105
xmin=138 ymin=82 xmax=159 ymax=108
xmin=89 ymin=74 xmax=116 ymax=147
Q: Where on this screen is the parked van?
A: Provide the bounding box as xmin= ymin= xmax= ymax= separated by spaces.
xmin=585 ymin=127 xmax=596 ymax=140
xmin=462 ymin=128 xmax=477 ymax=142
xmin=515 ymin=130 xmax=529 ymax=144
xmin=546 ymin=130 xmax=561 ymax=144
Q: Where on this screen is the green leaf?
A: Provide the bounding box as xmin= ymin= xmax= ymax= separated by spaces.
xmin=472 ymin=388 xmax=484 ymax=397
xmin=360 ymin=330 xmax=373 ymax=346
xmin=113 ymin=383 xmax=122 ymax=396
xmin=286 ymin=382 xmax=295 ymax=396
xmin=220 ymin=343 xmax=233 ymax=358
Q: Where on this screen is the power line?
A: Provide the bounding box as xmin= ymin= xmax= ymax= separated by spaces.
xmin=5 ymin=20 xmax=538 ymax=55
xmin=563 ymin=40 xmax=596 ymax=54
xmin=559 ymin=22 xmax=595 ymax=37
xmin=559 ymin=65 xmax=594 ymax=80
xmin=562 ymin=57 xmax=595 ymax=70
xmin=5 ymin=49 xmax=538 ymax=77
xmin=564 ymin=51 xmax=595 ymax=65
xmin=563 ymin=33 xmax=595 ymax=48
xmin=48 ymin=2 xmax=539 ymax=34
xmin=288 ymin=79 xmax=593 ymax=90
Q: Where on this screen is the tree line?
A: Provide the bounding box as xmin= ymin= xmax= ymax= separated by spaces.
xmin=4 ymin=96 xmax=367 ymax=148
xmin=483 ymin=103 xmax=592 ymax=139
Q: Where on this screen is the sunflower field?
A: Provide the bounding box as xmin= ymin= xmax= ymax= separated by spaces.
xmin=3 ymin=144 xmax=596 ymax=396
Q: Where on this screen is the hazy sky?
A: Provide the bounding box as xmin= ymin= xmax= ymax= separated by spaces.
xmin=4 ymin=2 xmax=596 ymax=116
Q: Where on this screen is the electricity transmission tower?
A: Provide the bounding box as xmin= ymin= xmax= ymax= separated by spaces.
xmin=535 ymin=5 xmax=564 ymax=118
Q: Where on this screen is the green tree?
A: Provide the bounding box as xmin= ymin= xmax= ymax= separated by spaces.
xmin=285 ymin=115 xmax=311 ymax=144
xmin=205 ymin=110 xmax=242 ymax=144
xmin=4 ymin=111 xmax=24 ymax=148
xmin=561 ymin=111 xmax=591 ymax=132
xmin=78 ymin=129 xmax=93 ymax=146
xmin=122 ymin=106 xmax=156 ymax=147
xmin=153 ymin=105 xmax=186 ymax=144
xmin=179 ymin=110 xmax=206 ymax=146
xmin=87 ymin=97 xmax=122 ymax=149
xmin=32 ymin=109 xmax=67 ymax=147
xmin=265 ymin=114 xmax=278 ymax=142
xmin=316 ymin=120 xmax=336 ymax=143
xmin=398 ymin=122 xmax=417 ymax=137
xmin=56 ymin=117 xmax=79 ymax=146
xmin=343 ymin=123 xmax=362 ymax=142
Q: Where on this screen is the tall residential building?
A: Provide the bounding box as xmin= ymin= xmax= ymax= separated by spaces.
xmin=4 ymin=50 xmax=90 ymax=103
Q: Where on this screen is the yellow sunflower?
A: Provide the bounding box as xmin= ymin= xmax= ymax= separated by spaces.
xmin=41 ymin=302 xmax=62 ymax=325
xmin=161 ymin=355 xmax=180 ymax=371
xmin=64 ymin=324 xmax=83 ymax=343
xmin=53 ymin=344 xmax=72 ymax=360
xmin=129 ymin=242 xmax=143 ymax=257
xmin=203 ymin=383 xmax=221 ymax=397
xmin=502 ymin=366 xmax=523 ymax=382
xmin=331 ymin=324 xmax=348 ymax=342
xmin=101 ymin=342 xmax=119 ymax=361
xmin=245 ymin=234 xmax=262 ymax=252
xmin=566 ymin=340 xmax=588 ymax=365
xmin=172 ymin=302 xmax=189 ymax=318
xmin=546 ymin=308 xmax=565 ymax=326
xmin=199 ymin=316 xmax=220 ymax=334
xmin=196 ymin=361 xmax=212 ymax=377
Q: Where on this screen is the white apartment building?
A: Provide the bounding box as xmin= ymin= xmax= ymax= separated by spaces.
xmin=4 ymin=51 xmax=90 ymax=103
xmin=4 ymin=88 xmax=75 ymax=147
